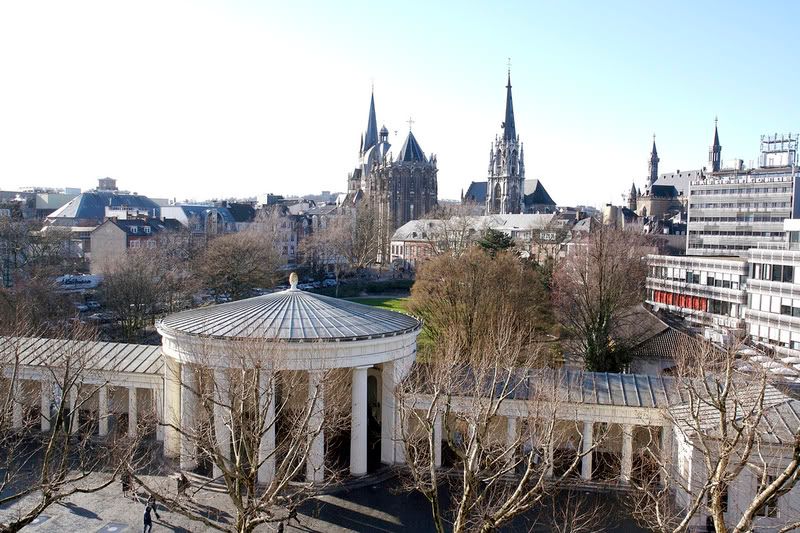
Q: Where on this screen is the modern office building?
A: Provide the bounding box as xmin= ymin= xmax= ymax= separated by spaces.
xmin=687 ymin=134 xmax=800 ymax=256
xmin=646 ymin=254 xmax=749 ymax=337
xmin=746 ymin=219 xmax=800 ymax=355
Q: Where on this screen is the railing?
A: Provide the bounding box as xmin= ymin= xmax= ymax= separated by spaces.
xmin=755 ymin=242 xmax=800 ymax=251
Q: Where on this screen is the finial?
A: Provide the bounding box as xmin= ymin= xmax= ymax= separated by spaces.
xmin=653 ymin=133 xmax=656 ymax=142
xmin=289 ymin=272 xmax=298 ymax=290
xmin=714 ymin=116 xmax=718 ymax=127
xmin=407 ymin=116 xmax=415 ymax=131
xmin=371 ymin=78 xmax=374 ymax=93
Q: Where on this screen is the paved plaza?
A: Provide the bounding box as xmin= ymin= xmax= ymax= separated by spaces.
xmin=1 ymin=473 xmax=651 ymax=532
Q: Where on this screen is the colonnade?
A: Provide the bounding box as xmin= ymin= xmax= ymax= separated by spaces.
xmin=427 ymin=416 xmax=671 ymax=484
xmin=165 ymin=357 xmax=412 ymax=484
xmin=9 ymin=378 xmax=159 ymax=439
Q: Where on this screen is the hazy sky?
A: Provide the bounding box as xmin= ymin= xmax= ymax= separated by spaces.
xmin=1 ymin=1 xmax=798 ymax=207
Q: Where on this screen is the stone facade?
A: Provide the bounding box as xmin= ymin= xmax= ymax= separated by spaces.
xmin=346 ymin=92 xmax=438 ymax=260
xmin=486 ymin=73 xmax=525 ymax=215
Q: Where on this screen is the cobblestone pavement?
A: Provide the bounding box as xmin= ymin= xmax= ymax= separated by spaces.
xmin=1 ymin=474 xmax=650 ymax=532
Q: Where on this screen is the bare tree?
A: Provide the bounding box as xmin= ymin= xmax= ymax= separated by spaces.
xmin=135 ymin=339 xmax=350 ymax=533
xmin=630 ymin=337 xmax=800 ymax=532
xmin=300 ymin=216 xmax=350 ymax=295
xmin=416 ymin=204 xmax=483 ymax=258
xmin=552 ymin=225 xmax=652 ymax=372
xmin=0 ymin=322 xmax=144 ymax=532
xmin=101 ymin=250 xmax=162 ymax=342
xmin=194 ymin=222 xmax=282 ymax=301
xmin=398 ymin=315 xmax=604 ymax=533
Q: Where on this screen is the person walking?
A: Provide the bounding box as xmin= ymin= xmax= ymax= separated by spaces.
xmin=143 ymin=496 xmax=160 ymax=533
xmin=121 ymin=469 xmax=132 ymax=498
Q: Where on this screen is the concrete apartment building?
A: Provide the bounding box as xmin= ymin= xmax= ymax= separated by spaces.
xmin=687 ymin=134 xmax=800 ymax=256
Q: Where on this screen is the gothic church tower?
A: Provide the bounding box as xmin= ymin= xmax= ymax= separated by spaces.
xmin=486 ymin=71 xmax=525 ymax=215
xmin=709 ymin=118 xmax=721 ymax=173
xmin=645 ymin=136 xmax=659 ymax=194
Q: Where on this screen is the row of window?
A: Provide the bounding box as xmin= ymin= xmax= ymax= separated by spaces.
xmin=649 ymin=267 xmax=745 ymax=289
xmin=690 ymin=202 xmax=789 ymax=209
xmin=750 ymin=263 xmax=795 ymax=283
xmin=692 ymin=186 xmax=790 ymax=195
xmin=688 ymin=231 xmax=783 ymax=237
xmin=690 ymin=216 xmax=786 ymax=223
xmin=688 ymin=244 xmax=751 ymax=250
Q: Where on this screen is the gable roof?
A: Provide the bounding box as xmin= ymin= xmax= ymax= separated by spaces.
xmin=464 ymin=181 xmax=487 ymax=203
xmin=523 ymin=179 xmax=556 ymax=207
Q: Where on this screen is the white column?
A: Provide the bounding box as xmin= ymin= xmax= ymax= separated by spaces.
xmin=40 ymin=380 xmax=51 ymax=432
xmin=393 ymin=356 xmax=415 ymax=464
xmin=128 ymin=387 xmax=138 ymax=437
xmin=506 ymin=416 xmax=518 ymax=465
xmin=621 ymin=424 xmax=633 ymax=483
xmin=433 ymin=409 xmax=442 ymax=468
xmin=350 ymin=367 xmax=368 ymax=476
xmin=380 ymin=361 xmax=395 ymax=464
xmin=258 ymin=370 xmax=276 ymax=484
xmin=11 ymin=380 xmax=23 ymax=429
xmin=306 ymin=370 xmax=325 ymax=483
xmin=213 ymin=369 xmax=231 ymax=480
xmin=69 ymin=386 xmax=78 ymax=435
xmin=163 ymin=357 xmax=181 ymax=458
xmin=660 ymin=425 xmax=672 ymax=486
xmin=154 ymin=386 xmax=164 ymax=442
xmin=581 ymin=421 xmax=593 ymax=481
xmin=180 ymin=364 xmax=197 ymax=471
xmin=98 ymin=385 xmax=108 ymax=436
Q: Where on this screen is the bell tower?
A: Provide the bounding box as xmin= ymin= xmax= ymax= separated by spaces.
xmin=486 ymin=69 xmax=525 ymax=215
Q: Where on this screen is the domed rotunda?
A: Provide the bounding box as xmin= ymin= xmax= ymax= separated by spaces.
xmin=157 ymin=275 xmax=421 ymax=483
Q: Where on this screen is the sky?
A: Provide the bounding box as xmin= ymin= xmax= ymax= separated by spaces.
xmin=0 ymin=1 xmax=798 ymax=207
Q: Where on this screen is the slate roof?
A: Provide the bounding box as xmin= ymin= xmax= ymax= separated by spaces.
xmin=630 ymin=327 xmax=690 ymax=359
xmin=47 ymin=191 xmax=161 ymax=226
xmin=649 ymin=184 xmax=679 ymax=198
xmin=397 ymin=131 xmax=426 ymax=162
xmin=158 ymin=289 xmax=421 ymax=342
xmin=0 ymin=336 xmax=163 ymax=375
xmin=464 ymin=181 xmax=487 ymax=203
xmin=523 ymin=179 xmax=556 ymax=207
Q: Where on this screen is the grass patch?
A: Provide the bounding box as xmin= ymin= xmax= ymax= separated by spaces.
xmin=346 ymin=296 xmax=433 ymax=353
xmin=347 ymin=296 xmax=410 ymax=313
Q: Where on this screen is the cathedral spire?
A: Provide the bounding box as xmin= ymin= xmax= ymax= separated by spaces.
xmin=363 ymin=91 xmax=379 ymax=152
xmin=709 ymin=117 xmax=721 ymax=172
xmin=502 ymin=70 xmax=517 ymax=141
xmin=648 ymin=134 xmax=660 ymax=187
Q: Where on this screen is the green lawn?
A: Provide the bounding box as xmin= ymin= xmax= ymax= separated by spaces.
xmin=346 ymin=296 xmax=410 ymax=313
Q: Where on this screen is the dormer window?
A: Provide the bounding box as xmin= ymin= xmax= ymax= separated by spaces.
xmin=130 ymin=226 xmax=138 ymax=234
xmin=143 ymin=226 xmax=151 ymax=234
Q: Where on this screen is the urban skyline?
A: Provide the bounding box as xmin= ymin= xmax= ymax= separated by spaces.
xmin=1 ymin=1 xmax=799 ymax=207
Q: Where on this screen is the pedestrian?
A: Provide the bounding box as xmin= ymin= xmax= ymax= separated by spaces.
xmin=177 ymin=473 xmax=189 ymax=498
xmin=143 ymin=496 xmax=160 ymax=533
xmin=288 ymin=507 xmax=301 ymax=526
xmin=276 ymin=521 xmax=284 ymax=533
xmin=121 ymin=469 xmax=131 ymax=498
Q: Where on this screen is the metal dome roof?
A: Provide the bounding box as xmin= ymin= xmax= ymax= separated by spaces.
xmin=158 ymin=289 xmax=421 ymax=342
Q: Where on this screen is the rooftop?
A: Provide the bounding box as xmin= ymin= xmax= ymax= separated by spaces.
xmin=158 ymin=287 xmax=421 ymax=342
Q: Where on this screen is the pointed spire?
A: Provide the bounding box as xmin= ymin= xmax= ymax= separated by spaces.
xmin=710 ymin=117 xmax=722 ymax=172
xmin=363 ymin=90 xmax=378 ymax=152
xmin=630 ymin=182 xmax=638 ymax=196
xmin=651 ymin=134 xmax=658 ymax=157
xmin=502 ymin=69 xmax=516 ymax=141
xmin=713 ymin=116 xmax=720 ymax=148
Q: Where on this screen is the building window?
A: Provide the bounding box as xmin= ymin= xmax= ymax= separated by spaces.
xmin=756 ymin=476 xmax=779 ymax=518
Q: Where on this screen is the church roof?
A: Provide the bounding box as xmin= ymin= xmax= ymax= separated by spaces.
xmin=463 ymin=181 xmax=487 ymax=203
xmin=397 ymin=131 xmax=426 ymax=162
xmin=158 ymin=286 xmax=421 ymax=342
xmin=649 ymin=184 xmax=679 ymax=198
xmin=503 ymin=72 xmax=516 ymax=141
xmin=363 ymin=92 xmax=378 ymax=152
xmin=523 ymin=179 xmax=556 ymax=207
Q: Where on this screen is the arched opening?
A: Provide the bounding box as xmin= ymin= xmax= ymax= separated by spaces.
xmin=493 ymin=183 xmax=502 ymax=213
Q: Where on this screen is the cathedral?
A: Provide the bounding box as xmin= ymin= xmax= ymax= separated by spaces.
xmin=462 ymin=72 xmax=556 ymax=215
xmin=345 ymin=91 xmax=438 ymax=260
xmin=486 ymin=72 xmax=525 ymax=214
